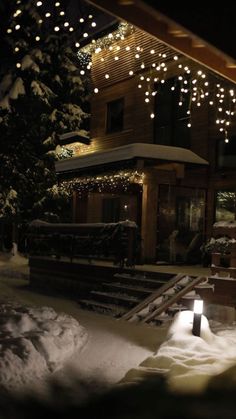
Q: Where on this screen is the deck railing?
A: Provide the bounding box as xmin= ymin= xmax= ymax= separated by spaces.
xmin=27 ymin=220 xmax=140 ymax=268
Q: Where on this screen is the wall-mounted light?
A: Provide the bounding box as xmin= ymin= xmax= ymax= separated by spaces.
xmin=192 ymin=299 xmax=203 ymax=337
xmin=118 ymin=0 xmax=135 ymax=4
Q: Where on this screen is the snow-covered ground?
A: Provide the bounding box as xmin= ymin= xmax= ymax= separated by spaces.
xmin=1 ymin=255 xmax=236 ymax=401
xmin=0 ymin=262 xmax=162 ymax=398
xmin=138 ymin=310 xmax=236 ymax=394
xmin=0 ymin=302 xmax=87 ymax=392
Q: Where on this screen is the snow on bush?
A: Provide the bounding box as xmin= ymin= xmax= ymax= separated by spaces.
xmin=0 ymin=302 xmax=88 ymax=392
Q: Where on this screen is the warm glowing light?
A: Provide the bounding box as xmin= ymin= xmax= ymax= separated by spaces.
xmin=105 ymin=74 xmax=110 ymax=79
xmin=64 ymin=22 xmax=69 ymax=27
xmin=83 ymin=33 xmax=88 ymax=38
xmin=94 ymin=88 xmax=99 ymax=93
xmin=35 ymin=36 xmax=40 ymax=41
xmin=16 ymin=62 xmax=21 ymax=68
xmin=193 ymin=300 xmax=203 ymax=314
xmin=150 ymin=113 xmax=155 ymax=118
xmin=45 ymin=13 xmax=51 ymax=17
xmin=54 ymin=26 xmax=60 ymax=32
xmin=15 ymin=24 xmax=21 ymax=30
xmin=75 ymin=42 xmax=80 ymax=48
xmin=36 ymin=1 xmax=42 ymax=6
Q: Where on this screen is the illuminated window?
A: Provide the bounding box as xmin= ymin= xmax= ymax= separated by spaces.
xmin=215 ymin=190 xmax=236 ymax=221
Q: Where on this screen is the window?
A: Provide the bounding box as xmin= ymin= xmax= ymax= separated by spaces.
xmin=102 ymin=197 xmax=120 ymax=223
xmin=215 ymin=190 xmax=236 ymax=221
xmin=217 ymin=136 xmax=236 ymax=169
xmin=154 ymin=77 xmax=191 ymax=148
xmin=106 ymin=98 xmax=124 ymax=133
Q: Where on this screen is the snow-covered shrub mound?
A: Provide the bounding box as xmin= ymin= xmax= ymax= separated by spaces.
xmin=0 ymin=303 xmax=88 ymax=392
xmin=141 ymin=310 xmax=236 ymax=393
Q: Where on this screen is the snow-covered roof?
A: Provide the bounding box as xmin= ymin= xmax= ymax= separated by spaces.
xmin=59 ymin=130 xmax=90 ymax=145
xmin=55 ymin=142 xmax=208 ymax=173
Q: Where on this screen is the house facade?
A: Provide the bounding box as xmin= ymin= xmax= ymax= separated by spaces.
xmin=56 ymin=25 xmax=236 ymax=264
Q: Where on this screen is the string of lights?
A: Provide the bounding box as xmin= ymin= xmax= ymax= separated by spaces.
xmin=79 ymin=26 xmax=236 ymax=143
xmin=59 ymin=170 xmax=145 ymax=195
xmin=5 ymin=1 xmax=236 ymax=144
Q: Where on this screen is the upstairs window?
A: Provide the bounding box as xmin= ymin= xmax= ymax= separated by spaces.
xmin=154 ymin=77 xmax=191 ymax=148
xmin=106 ymin=98 xmax=124 ymax=133
xmin=217 ymin=136 xmax=236 ymax=169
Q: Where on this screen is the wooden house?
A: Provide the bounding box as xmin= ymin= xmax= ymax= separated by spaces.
xmin=56 ymin=14 xmax=236 ymax=264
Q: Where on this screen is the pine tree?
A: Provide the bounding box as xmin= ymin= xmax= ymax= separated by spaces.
xmin=0 ymin=0 xmax=90 ymax=249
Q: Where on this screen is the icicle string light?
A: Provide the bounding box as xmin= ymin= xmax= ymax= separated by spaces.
xmin=59 ymin=170 xmax=145 ymax=195
xmin=6 ymin=3 xmax=236 ymax=142
xmin=82 ymin=25 xmax=236 ymax=140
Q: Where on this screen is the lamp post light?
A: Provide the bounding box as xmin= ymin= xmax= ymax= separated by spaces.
xmin=192 ymin=299 xmax=203 ymax=337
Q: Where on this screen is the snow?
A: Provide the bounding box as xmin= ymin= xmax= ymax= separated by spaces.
xmin=21 ymin=55 xmax=40 ymax=72
xmin=9 ymin=78 xmax=25 ymax=100
xmin=214 ymin=221 xmax=236 ymax=227
xmin=0 ymin=300 xmax=87 ymax=393
xmin=0 ymin=267 xmax=157 ymax=397
xmin=141 ymin=310 xmax=236 ymax=393
xmin=0 ymin=74 xmax=12 ymax=97
xmin=55 ymin=142 xmax=209 ymax=173
xmin=2 ymin=258 xmax=236 ymax=401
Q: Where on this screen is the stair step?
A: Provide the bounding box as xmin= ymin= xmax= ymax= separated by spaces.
xmin=113 ymin=273 xmax=166 ymax=289
xmin=102 ymin=282 xmax=153 ymax=297
xmin=78 ymin=299 xmax=127 ymax=316
xmin=91 ymin=290 xmax=140 ymax=307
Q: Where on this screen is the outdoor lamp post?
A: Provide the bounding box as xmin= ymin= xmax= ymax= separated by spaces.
xmin=192 ymin=299 xmax=203 ymax=337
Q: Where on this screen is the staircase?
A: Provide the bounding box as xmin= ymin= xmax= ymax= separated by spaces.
xmin=78 ymin=270 xmax=208 ymax=325
xmin=78 ymin=271 xmax=173 ymax=317
xmin=123 ymin=275 xmax=205 ymax=326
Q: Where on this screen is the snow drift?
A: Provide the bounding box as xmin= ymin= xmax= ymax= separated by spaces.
xmin=0 ymin=302 xmax=88 ymax=392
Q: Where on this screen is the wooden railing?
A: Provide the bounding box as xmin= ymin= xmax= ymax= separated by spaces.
xmin=27 ymin=220 xmax=140 ymax=268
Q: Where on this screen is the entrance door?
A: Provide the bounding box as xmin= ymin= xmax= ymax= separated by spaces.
xmin=157 ymin=185 xmax=206 ymax=264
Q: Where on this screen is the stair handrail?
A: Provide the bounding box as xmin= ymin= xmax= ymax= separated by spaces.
xmin=142 ymin=275 xmax=206 ymax=323
xmin=121 ymin=272 xmax=185 ymax=321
